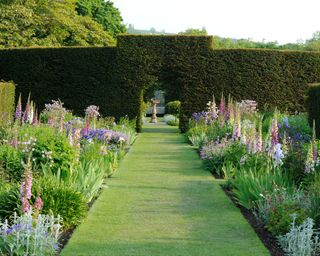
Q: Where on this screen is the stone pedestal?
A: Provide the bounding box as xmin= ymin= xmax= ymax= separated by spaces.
xmin=150 ymin=99 xmax=160 ymax=123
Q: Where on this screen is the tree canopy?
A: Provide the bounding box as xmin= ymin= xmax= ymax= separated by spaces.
xmin=0 ymin=0 xmax=116 ymax=48
xmin=179 ymin=27 xmax=208 ymax=35
xmin=76 ymin=0 xmax=126 ymax=38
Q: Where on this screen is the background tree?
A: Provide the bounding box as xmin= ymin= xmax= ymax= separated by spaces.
xmin=0 ymin=0 xmax=115 ymax=48
xmin=76 ymin=0 xmax=126 ymax=38
xmin=306 ymin=31 xmax=320 ymax=51
xmin=179 ymin=27 xmax=208 ymax=35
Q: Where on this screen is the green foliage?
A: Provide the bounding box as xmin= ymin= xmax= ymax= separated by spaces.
xmin=309 ymin=175 xmax=320 ymax=228
xmin=186 ymin=125 xmax=207 ymax=148
xmin=19 ymin=126 xmax=77 ymax=177
xmin=166 ymin=100 xmax=181 ymax=116
xmin=267 ymin=202 xmax=308 ymax=236
xmin=231 ymin=167 xmax=293 ymax=209
xmin=179 ymin=27 xmax=208 ymax=35
xmin=0 ymin=184 xmax=21 ymax=220
xmin=0 ymin=81 xmax=15 ymax=127
xmin=0 ymin=144 xmax=24 ymax=181
xmin=307 ymin=83 xmax=320 ymax=138
xmin=212 ymin=36 xmax=306 ymax=51
xmin=76 ymin=0 xmax=126 ymax=38
xmin=283 ymin=145 xmax=307 ymax=183
xmin=69 ymin=160 xmax=105 ymax=203
xmin=33 ymin=176 xmax=87 ymax=229
xmin=167 ymin=119 xmax=179 ymax=126
xmin=0 ymin=0 xmax=115 ymax=48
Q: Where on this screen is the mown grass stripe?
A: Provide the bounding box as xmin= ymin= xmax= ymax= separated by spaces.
xmin=62 ymin=124 xmax=269 ymax=256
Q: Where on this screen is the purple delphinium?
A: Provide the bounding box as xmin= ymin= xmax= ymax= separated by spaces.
xmin=81 ymin=128 xmax=128 ymax=145
xmin=191 ymin=111 xmax=207 ymax=123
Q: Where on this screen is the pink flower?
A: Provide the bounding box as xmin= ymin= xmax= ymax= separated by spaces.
xmin=25 ymin=172 xmax=32 ymax=200
xmin=34 ymin=196 xmax=43 ymax=211
xmin=21 ymin=197 xmax=30 ymax=213
xmin=271 ymin=118 xmax=278 ymax=147
xmin=219 ymin=94 xmax=225 ymax=116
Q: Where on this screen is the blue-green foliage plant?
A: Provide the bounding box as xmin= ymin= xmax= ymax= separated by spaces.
xmin=278 ymin=217 xmax=320 ymax=256
xmin=0 ymin=211 xmax=62 ymax=256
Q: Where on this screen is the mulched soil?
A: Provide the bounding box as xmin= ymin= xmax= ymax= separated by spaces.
xmin=222 ymin=186 xmax=285 ymax=256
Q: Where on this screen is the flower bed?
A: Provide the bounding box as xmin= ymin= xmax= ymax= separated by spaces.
xmin=0 ymin=97 xmax=136 ymax=255
xmin=187 ymin=95 xmax=320 ymax=256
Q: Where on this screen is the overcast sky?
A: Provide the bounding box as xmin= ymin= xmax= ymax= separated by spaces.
xmin=112 ymin=0 xmax=320 ymax=44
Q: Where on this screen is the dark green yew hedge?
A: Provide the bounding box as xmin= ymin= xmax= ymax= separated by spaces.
xmin=0 ymin=47 xmax=117 ymax=117
xmin=1 ymin=36 xmax=320 ymax=132
xmin=307 ymin=83 xmax=320 ymax=138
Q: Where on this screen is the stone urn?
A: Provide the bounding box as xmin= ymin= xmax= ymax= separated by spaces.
xmin=150 ymin=98 xmax=160 ymax=123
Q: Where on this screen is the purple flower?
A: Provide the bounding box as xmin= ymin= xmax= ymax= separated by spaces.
xmin=191 ymin=111 xmax=207 ymax=122
xmin=15 ymin=95 xmax=22 ymax=121
xmin=81 ymin=128 xmax=128 ymax=145
xmin=274 ymin=143 xmax=284 ymax=167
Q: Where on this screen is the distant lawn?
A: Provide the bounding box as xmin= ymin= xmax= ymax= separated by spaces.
xmin=62 ymin=124 xmax=269 ymax=256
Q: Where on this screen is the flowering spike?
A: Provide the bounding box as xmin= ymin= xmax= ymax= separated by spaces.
xmin=232 ymin=105 xmax=241 ymax=140
xmin=15 ymin=94 xmax=22 ymax=121
xmin=305 ymin=142 xmax=315 ymax=173
xmin=22 ymin=93 xmax=31 ymax=124
xmin=32 ymin=109 xmax=38 ymax=126
xmin=257 ymin=120 xmax=263 ymax=152
xmin=34 ymin=196 xmax=43 ymax=211
xmin=219 ymin=93 xmax=225 ymax=116
xmin=312 ymin=120 xmax=317 ymax=161
xmin=270 ymin=111 xmax=279 ymax=148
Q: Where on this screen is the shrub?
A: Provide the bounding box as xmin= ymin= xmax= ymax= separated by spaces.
xmin=166 ymin=101 xmax=181 ymax=116
xmin=19 ymin=126 xmax=77 ymax=178
xmin=167 ymin=119 xmax=179 ymax=126
xmin=307 ymin=83 xmax=320 ymax=138
xmin=33 ymin=176 xmax=87 ymax=229
xmin=267 ymin=202 xmax=308 ymax=235
xmin=0 ymin=144 xmax=24 ymax=181
xmin=200 ymin=139 xmax=246 ymax=176
xmin=0 ymin=184 xmax=21 ymax=220
xmin=0 ymin=81 xmax=15 ymax=127
xmin=163 ymin=114 xmax=176 ymax=123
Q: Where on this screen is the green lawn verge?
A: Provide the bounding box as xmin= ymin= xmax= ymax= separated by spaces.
xmin=62 ymin=124 xmax=269 ymax=256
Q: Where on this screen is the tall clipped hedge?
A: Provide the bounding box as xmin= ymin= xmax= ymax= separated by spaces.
xmin=1 ymin=36 xmax=320 ymax=132
xmin=178 ymin=49 xmax=320 ymax=131
xmin=307 ymin=83 xmax=320 ymax=138
xmin=0 ymin=47 xmax=117 ymax=117
xmin=116 ymin=36 xmax=320 ymax=132
xmin=0 ymin=81 xmax=15 ymax=126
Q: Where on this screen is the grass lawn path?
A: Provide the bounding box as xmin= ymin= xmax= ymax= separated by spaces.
xmin=62 ymin=124 xmax=269 ymax=256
